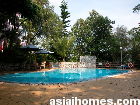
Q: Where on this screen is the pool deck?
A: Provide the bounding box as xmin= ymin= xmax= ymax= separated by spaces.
xmin=0 ymin=69 xmax=140 ymax=105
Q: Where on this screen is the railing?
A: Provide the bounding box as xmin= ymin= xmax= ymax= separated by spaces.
xmin=0 ymin=63 xmax=37 ymax=71
xmin=96 ymin=62 xmax=135 ymax=69
xmin=96 ymin=62 xmax=121 ymax=68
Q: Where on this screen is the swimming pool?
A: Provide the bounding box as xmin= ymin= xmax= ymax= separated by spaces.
xmin=0 ymin=68 xmax=129 ymax=84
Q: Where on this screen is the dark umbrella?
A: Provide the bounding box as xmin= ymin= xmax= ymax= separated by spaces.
xmin=20 ymin=44 xmax=40 ymax=51
xmin=35 ymin=49 xmax=54 ymax=68
xmin=35 ymin=49 xmax=54 ymax=54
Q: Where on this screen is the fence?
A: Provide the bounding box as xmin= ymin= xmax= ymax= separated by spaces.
xmin=96 ymin=62 xmax=135 ymax=69
xmin=96 ymin=62 xmax=117 ymax=68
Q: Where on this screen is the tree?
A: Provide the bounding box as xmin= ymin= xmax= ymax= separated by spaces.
xmin=87 ymin=10 xmax=113 ymax=61
xmin=71 ymin=10 xmax=114 ymax=61
xmin=0 ymin=0 xmax=40 ymax=49
xmin=71 ymin=18 xmax=91 ymax=61
xmin=133 ymin=4 xmax=140 ymax=13
xmin=42 ymin=0 xmax=73 ymax=62
xmin=20 ymin=0 xmax=64 ymax=45
xmin=131 ymin=3 xmax=140 ymax=67
xmin=128 ymin=25 xmax=140 ymax=66
xmin=60 ymin=0 xmax=70 ymax=37
xmin=0 ymin=0 xmax=42 ymax=63
xmin=112 ymin=26 xmax=130 ymax=63
xmin=51 ymin=36 xmax=75 ymax=61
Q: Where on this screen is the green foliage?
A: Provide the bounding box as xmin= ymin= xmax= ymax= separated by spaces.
xmin=112 ymin=26 xmax=130 ymax=62
xmin=20 ymin=0 xmax=52 ymax=44
xmin=0 ymin=0 xmax=41 ymax=63
xmin=41 ymin=0 xmax=72 ymax=62
xmin=51 ymin=36 xmax=75 ymax=61
xmin=71 ymin=10 xmax=114 ymax=61
xmin=0 ymin=0 xmax=40 ymax=50
xmin=71 ymin=18 xmax=91 ymax=61
xmin=128 ymin=26 xmax=140 ymax=66
xmin=60 ymin=0 xmax=70 ymax=36
xmin=36 ymin=54 xmax=47 ymax=64
xmin=40 ymin=9 xmax=64 ymax=61
xmin=1 ymin=0 xmax=140 ymax=65
xmin=133 ymin=4 xmax=140 ymax=13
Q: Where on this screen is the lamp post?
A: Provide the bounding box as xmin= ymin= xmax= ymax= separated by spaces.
xmin=120 ymin=47 xmax=122 ymax=65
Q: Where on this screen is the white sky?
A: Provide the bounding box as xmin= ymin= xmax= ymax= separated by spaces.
xmin=49 ymin=0 xmax=140 ymax=30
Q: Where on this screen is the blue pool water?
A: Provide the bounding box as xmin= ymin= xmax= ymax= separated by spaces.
xmin=0 ymin=68 xmax=129 ymax=84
